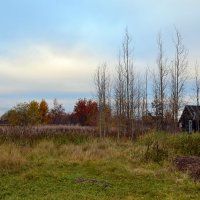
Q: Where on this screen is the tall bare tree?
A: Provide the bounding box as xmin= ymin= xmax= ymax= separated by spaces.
xmin=114 ymin=53 xmax=126 ymax=138
xmin=95 ymin=63 xmax=111 ymax=137
xmin=157 ymin=33 xmax=168 ymax=128
xmin=151 ymin=33 xmax=168 ymax=129
xmin=158 ymin=34 xmax=168 ymax=127
xmin=123 ymin=28 xmax=135 ymax=136
xmin=135 ymin=74 xmax=143 ymax=119
xmin=114 ymin=28 xmax=136 ymax=138
xmin=144 ymin=68 xmax=149 ymax=117
xmin=152 ymin=70 xmax=160 ymax=126
xmin=194 ymin=62 xmax=200 ymax=131
xmin=170 ymin=29 xmax=188 ymax=126
xmin=195 ymin=62 xmax=200 ymax=106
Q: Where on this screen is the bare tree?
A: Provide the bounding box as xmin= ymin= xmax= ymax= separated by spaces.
xmin=50 ymin=99 xmax=65 ymax=125
xmin=194 ymin=62 xmax=200 ymax=131
xmin=95 ymin=63 xmax=111 ymax=137
xmin=114 ymin=28 xmax=136 ymax=138
xmin=140 ymin=68 xmax=149 ymax=130
xmin=158 ymin=34 xmax=168 ymax=128
xmin=151 ymin=70 xmax=160 ymax=128
xmin=144 ymin=68 xmax=149 ymax=117
xmin=114 ymin=53 xmax=126 ymax=138
xmin=135 ymin=74 xmax=143 ymax=119
xmin=151 ymin=33 xmax=168 ymax=129
xmin=170 ymin=29 xmax=188 ymax=126
xmin=195 ymin=62 xmax=200 ymax=106
xmin=122 ymin=28 xmax=135 ymax=137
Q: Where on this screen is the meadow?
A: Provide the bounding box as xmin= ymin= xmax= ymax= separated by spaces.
xmin=0 ymin=128 xmax=200 ymax=200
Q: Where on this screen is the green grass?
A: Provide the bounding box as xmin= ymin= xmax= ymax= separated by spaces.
xmin=0 ymin=132 xmax=200 ymax=199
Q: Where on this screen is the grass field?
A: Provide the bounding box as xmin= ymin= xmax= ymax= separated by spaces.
xmin=0 ymin=131 xmax=200 ymax=200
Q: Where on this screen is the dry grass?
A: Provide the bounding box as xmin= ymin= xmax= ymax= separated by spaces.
xmin=29 ymin=138 xmax=120 ymax=164
xmin=0 ymin=135 xmax=123 ymax=171
xmin=58 ymin=139 xmax=120 ymax=163
xmin=0 ymin=145 xmax=26 ymax=170
xmin=1 ymin=130 xmax=200 ymax=180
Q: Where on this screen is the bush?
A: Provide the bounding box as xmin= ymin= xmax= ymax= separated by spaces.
xmin=144 ymin=140 xmax=168 ymax=163
xmin=168 ymin=133 xmax=200 ymax=156
xmin=140 ymin=132 xmax=200 ymax=162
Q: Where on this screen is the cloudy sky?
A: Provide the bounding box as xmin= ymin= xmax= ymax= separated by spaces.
xmin=0 ymin=0 xmax=200 ymax=115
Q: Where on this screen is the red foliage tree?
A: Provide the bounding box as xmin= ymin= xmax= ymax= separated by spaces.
xmin=73 ymin=99 xmax=98 ymax=126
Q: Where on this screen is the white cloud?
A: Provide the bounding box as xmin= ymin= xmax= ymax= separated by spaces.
xmin=0 ymin=43 xmax=104 ymax=95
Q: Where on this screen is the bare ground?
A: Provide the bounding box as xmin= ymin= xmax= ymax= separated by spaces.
xmin=174 ymin=156 xmax=200 ymax=181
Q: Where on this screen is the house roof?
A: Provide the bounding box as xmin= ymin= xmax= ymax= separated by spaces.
xmin=179 ymin=105 xmax=200 ymax=121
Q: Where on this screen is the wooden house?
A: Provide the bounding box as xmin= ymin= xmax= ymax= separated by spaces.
xmin=179 ymin=105 xmax=200 ymax=133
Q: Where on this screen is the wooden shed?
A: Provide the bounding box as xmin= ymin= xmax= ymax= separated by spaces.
xmin=179 ymin=105 xmax=200 ymax=133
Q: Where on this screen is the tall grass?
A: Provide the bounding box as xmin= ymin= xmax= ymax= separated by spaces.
xmin=0 ymin=130 xmax=121 ymax=170
xmin=1 ymin=129 xmax=200 ymax=172
xmin=0 ymin=145 xmax=26 ymax=170
xmin=0 ymin=126 xmax=92 ymax=147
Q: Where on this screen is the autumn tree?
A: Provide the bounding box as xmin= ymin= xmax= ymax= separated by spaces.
xmin=86 ymin=100 xmax=99 ymax=126
xmin=74 ymin=99 xmax=87 ymax=126
xmin=2 ymin=101 xmax=40 ymax=126
xmin=13 ymin=102 xmax=29 ymax=125
xmin=39 ymin=99 xmax=49 ymax=124
xmin=73 ymin=99 xmax=98 ymax=126
xmin=1 ymin=109 xmax=21 ymax=125
xmin=27 ymin=100 xmax=41 ymax=125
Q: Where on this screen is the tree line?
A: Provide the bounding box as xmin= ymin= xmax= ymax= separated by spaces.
xmin=1 ymin=99 xmax=99 ymax=126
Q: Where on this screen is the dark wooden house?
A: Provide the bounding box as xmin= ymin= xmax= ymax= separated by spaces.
xmin=179 ymin=105 xmax=200 ymax=133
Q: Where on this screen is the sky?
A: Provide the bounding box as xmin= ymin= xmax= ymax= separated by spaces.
xmin=0 ymin=0 xmax=200 ymax=115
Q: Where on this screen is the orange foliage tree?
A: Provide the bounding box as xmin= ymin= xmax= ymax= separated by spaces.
xmin=39 ymin=99 xmax=49 ymax=124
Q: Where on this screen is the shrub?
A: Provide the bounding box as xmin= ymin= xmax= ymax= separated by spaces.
xmin=167 ymin=133 xmax=200 ymax=156
xmin=140 ymin=132 xmax=200 ymax=162
xmin=144 ymin=140 xmax=168 ymax=163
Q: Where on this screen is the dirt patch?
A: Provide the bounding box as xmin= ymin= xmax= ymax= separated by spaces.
xmin=174 ymin=156 xmax=200 ymax=181
xmin=74 ymin=177 xmax=111 ymax=189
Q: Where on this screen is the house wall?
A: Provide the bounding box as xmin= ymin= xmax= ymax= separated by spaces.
xmin=180 ymin=108 xmax=192 ymax=132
